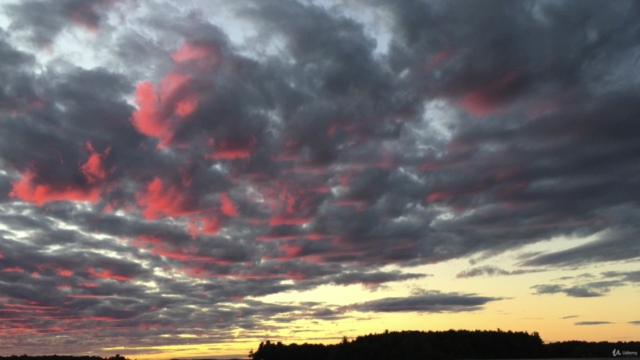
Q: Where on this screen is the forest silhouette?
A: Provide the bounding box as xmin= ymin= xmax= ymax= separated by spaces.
xmin=0 ymin=355 xmax=130 ymax=360
xmin=249 ymin=329 xmax=639 ymax=360
xmin=1 ymin=330 xmax=638 ymax=360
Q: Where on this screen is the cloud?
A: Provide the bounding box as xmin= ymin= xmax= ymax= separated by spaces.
xmin=346 ymin=291 xmax=502 ymax=313
xmin=521 ymin=227 xmax=640 ymax=267
xmin=0 ymin=0 xmax=639 ymax=354
xmin=4 ymin=0 xmax=118 ymax=45
xmin=328 ymin=271 xmax=428 ymax=290
xmin=531 ymin=284 xmax=600 ymax=298
xmin=531 ymin=280 xmax=625 ymax=298
xmin=575 ymin=321 xmax=614 ymax=326
xmin=601 ymin=270 xmax=640 ymax=283
xmin=629 ymin=321 xmax=640 ymax=325
xmin=456 ymin=266 xmax=545 ymax=278
xmin=550 ymin=273 xmax=596 ymax=282
xmin=561 ymin=315 xmax=579 ymax=319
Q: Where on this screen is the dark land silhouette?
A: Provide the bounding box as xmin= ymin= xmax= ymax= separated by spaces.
xmin=0 ymin=355 xmax=130 ymax=360
xmin=249 ymin=329 xmax=639 ymax=360
xmin=1 ymin=330 xmax=638 ymax=360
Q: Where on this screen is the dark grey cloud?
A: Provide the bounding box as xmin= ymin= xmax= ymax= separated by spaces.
xmin=602 ymin=270 xmax=640 ymax=283
xmin=531 ymin=280 xmax=625 ymax=298
xmin=531 ymin=284 xmax=599 ymax=298
xmin=346 ymin=290 xmax=501 ymax=313
xmin=521 ymin=228 xmax=640 ymax=268
xmin=561 ymin=315 xmax=579 ymax=319
xmin=377 ymin=0 xmax=640 ymax=99
xmin=456 ymin=265 xmax=545 ymax=278
xmin=551 ymin=273 xmax=596 ymax=282
xmin=575 ymin=321 xmax=614 ymax=326
xmin=629 ymin=321 xmax=640 ymax=325
xmin=328 ymin=271 xmax=427 ymax=290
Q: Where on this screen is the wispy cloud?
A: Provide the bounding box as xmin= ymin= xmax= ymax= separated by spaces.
xmin=457 ymin=266 xmax=545 ymax=278
xmin=345 ymin=291 xmax=502 ymax=313
xmin=561 ymin=315 xmax=579 ymax=319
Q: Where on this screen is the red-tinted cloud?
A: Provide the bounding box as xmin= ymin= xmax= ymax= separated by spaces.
xmin=58 ymin=269 xmax=73 ymax=277
xmin=131 ymin=72 xmax=198 ymax=147
xmin=185 ymin=214 xmax=225 ymax=237
xmin=220 ymin=193 xmax=239 ymax=217
xmin=162 ymin=72 xmax=199 ymax=118
xmin=306 ymin=233 xmax=333 ymax=240
xmin=427 ymin=192 xmax=453 ymax=202
xmin=204 ymin=137 xmax=256 ymax=160
xmin=339 ymin=171 xmax=353 ymax=186
xmin=136 ymin=177 xmax=199 ymax=220
xmin=425 ymin=49 xmax=452 ymax=72
xmin=272 ymin=243 xmax=305 ymax=261
xmin=171 ymin=43 xmax=219 ymax=71
xmin=87 ymin=267 xmax=135 ymax=281
xmin=4 ymin=100 xmax=44 ymax=116
xmin=131 ymin=81 xmax=168 ymax=142
xmin=10 ymin=170 xmax=101 ymax=205
xmin=134 ymin=235 xmax=231 ymax=264
xmin=71 ymin=10 xmax=99 ymax=32
xmin=8 ymin=141 xmax=114 ymax=206
xmin=260 ymin=181 xmax=324 ymax=226
xmin=201 ymin=216 xmax=223 ymax=236
xmin=3 ymin=304 xmax=58 ymax=310
xmin=80 ymin=141 xmax=111 ymax=183
xmin=269 ymin=215 xmax=314 ymax=226
xmin=78 ymin=283 xmax=100 ymax=288
xmin=131 ymin=42 xmax=220 ymax=148
xmin=459 ymin=72 xmax=522 ymax=117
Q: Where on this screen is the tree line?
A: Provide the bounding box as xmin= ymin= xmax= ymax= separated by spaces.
xmin=0 ymin=355 xmax=130 ymax=360
xmin=249 ymin=329 xmax=640 ymax=360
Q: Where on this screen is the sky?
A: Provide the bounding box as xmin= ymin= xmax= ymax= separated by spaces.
xmin=0 ymin=0 xmax=639 ymax=358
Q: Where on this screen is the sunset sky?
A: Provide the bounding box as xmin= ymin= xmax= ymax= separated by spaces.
xmin=0 ymin=0 xmax=639 ymax=359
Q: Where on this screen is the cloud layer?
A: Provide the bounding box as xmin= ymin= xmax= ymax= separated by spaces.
xmin=0 ymin=0 xmax=639 ymax=355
